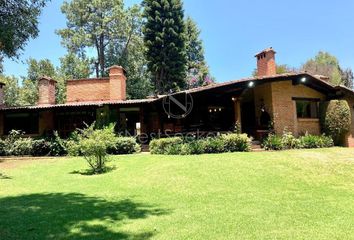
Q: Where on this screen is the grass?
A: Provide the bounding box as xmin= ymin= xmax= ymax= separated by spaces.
xmin=0 ymin=148 xmax=353 ymax=240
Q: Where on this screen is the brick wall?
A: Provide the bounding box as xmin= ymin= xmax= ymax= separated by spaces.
xmin=297 ymin=119 xmax=321 ymax=135
xmin=109 ymin=66 xmax=127 ymax=101
xmin=271 ymin=81 xmax=325 ymax=136
xmin=66 ymin=66 xmax=126 ymax=103
xmin=38 ymin=78 xmax=56 ymax=105
xmin=66 ymin=78 xmax=110 ymax=102
xmin=256 ymin=49 xmax=276 ymax=77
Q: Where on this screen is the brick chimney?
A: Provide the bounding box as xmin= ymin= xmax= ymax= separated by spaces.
xmin=38 ymin=77 xmax=56 ymax=105
xmin=109 ymin=65 xmax=126 ymax=101
xmin=255 ymin=47 xmax=276 ymax=77
xmin=0 ymin=82 xmax=5 ymax=107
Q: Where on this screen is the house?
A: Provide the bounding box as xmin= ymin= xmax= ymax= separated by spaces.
xmin=1 ymin=48 xmax=354 ymax=146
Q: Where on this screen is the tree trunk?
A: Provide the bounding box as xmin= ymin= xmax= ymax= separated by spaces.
xmin=99 ymin=34 xmax=105 ymax=77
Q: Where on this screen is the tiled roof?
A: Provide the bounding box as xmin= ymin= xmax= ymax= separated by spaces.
xmin=178 ymin=72 xmax=336 ymax=95
xmin=255 ymin=47 xmax=276 ymax=57
xmin=0 ymin=72 xmax=341 ymax=111
xmin=0 ymin=99 xmax=159 ymax=111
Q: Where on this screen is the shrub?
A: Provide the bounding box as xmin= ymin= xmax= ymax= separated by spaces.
xmin=324 ymin=100 xmax=351 ymax=146
xmin=4 ymin=130 xmax=33 ymax=156
xmin=0 ymin=139 xmax=6 ymax=156
xmin=262 ymin=134 xmax=283 ymax=150
xmin=108 ymin=137 xmax=141 ymax=155
xmin=49 ymin=131 xmax=67 ymax=156
xmin=164 ymin=144 xmax=183 ymax=155
xmin=221 ymin=133 xmax=251 ymax=152
xmin=299 ymin=134 xmax=334 ymax=149
xmin=68 ymin=123 xmax=118 ymax=174
xmin=202 ymin=137 xmax=225 ymax=154
xmin=31 ymin=139 xmax=51 ymax=156
xmin=149 ymin=134 xmax=252 ymax=155
xmin=149 ymin=137 xmax=183 ymax=154
xmin=281 ymin=130 xmax=301 ymax=149
xmin=66 ymin=131 xmax=82 ymax=156
xmin=185 ymin=140 xmax=205 ymax=155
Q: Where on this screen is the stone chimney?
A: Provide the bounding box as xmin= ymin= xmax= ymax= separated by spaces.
xmin=255 ymin=47 xmax=276 ymax=77
xmin=109 ymin=65 xmax=126 ymax=101
xmin=0 ymin=82 xmax=5 ymax=106
xmin=38 ymin=77 xmax=57 ymax=105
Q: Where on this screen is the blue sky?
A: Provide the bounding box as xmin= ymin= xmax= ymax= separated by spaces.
xmin=3 ymin=0 xmax=354 ymax=83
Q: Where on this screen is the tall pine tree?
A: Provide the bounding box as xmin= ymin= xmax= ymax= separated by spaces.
xmin=185 ymin=17 xmax=212 ymax=88
xmin=143 ymin=0 xmax=187 ymax=94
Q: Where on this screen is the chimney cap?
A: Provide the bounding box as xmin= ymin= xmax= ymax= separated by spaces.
xmin=39 ymin=76 xmax=57 ymax=83
xmin=255 ymin=47 xmax=276 ymax=57
xmin=108 ymin=65 xmax=126 ymax=74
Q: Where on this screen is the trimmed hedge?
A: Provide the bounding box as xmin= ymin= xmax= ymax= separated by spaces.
xmin=262 ymin=134 xmax=283 ymax=151
xmin=262 ymin=131 xmax=334 ymax=151
xmin=149 ymin=137 xmax=184 ymax=154
xmin=108 ymin=137 xmax=141 ymax=155
xmin=149 ymin=134 xmax=252 ymax=155
xmin=299 ymin=134 xmax=334 ymax=149
xmin=324 ymin=100 xmax=351 ymax=146
xmin=0 ymin=130 xmax=140 ymax=157
xmin=221 ymin=134 xmax=251 ymax=152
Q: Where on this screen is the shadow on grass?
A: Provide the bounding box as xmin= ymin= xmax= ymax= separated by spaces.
xmin=0 ymin=193 xmax=169 ymax=240
xmin=0 ymin=173 xmax=11 ymax=179
xmin=69 ymin=166 xmax=117 ymax=176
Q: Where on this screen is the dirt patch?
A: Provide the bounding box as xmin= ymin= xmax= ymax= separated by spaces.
xmin=0 ymin=157 xmax=65 ymax=170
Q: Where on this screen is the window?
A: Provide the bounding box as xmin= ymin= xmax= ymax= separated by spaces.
xmin=296 ymin=100 xmax=319 ymax=119
xmin=4 ymin=112 xmax=39 ymax=134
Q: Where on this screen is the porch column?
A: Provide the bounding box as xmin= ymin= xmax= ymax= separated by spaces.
xmin=233 ymin=97 xmax=242 ymax=131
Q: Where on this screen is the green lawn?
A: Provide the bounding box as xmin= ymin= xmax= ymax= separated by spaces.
xmin=0 ymin=148 xmax=353 ymax=240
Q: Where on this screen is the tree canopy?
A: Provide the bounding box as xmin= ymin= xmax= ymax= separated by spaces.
xmin=302 ymin=51 xmax=344 ymax=86
xmin=57 ymin=0 xmax=152 ymax=99
xmin=0 ymin=0 xmax=48 ymax=69
xmin=143 ymin=0 xmax=187 ymax=94
xmin=185 ymin=17 xmax=212 ymax=88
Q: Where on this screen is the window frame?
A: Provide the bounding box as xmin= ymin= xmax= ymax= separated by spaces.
xmin=4 ymin=112 xmax=39 ymax=135
xmin=293 ymin=97 xmax=320 ymax=119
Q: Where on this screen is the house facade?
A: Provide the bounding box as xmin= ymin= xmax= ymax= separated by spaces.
xmin=1 ymin=48 xmax=354 ymax=146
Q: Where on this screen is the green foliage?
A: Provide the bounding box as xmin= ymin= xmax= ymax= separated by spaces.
xmin=299 ymin=134 xmax=334 ymax=149
xmin=324 ymin=100 xmax=351 ymax=146
xmin=143 ymin=0 xmax=187 ymax=93
xmin=202 ymin=138 xmax=225 ymax=154
xmin=185 ymin=17 xmax=212 ymax=88
xmin=221 ymin=133 xmax=252 ymax=152
xmin=0 ymin=0 xmax=48 ymax=63
xmin=0 ymin=75 xmax=21 ymax=106
xmin=149 ymin=134 xmax=252 ymax=155
xmin=20 ymin=58 xmax=57 ymax=105
xmin=262 ymin=134 xmax=283 ymax=151
xmin=48 ymin=131 xmax=68 ymax=156
xmin=108 ymin=137 xmax=141 ymax=155
xmin=340 ymin=68 xmax=354 ymax=89
xmin=281 ymin=130 xmax=301 ymax=149
xmin=149 ymin=137 xmax=184 ymax=155
xmin=57 ymin=0 xmax=151 ymax=99
xmin=302 ymin=51 xmax=343 ymax=85
xmin=3 ymin=130 xmax=33 ymax=156
xmin=263 ymin=131 xmax=334 ymax=151
xmin=31 ymin=139 xmax=51 ymax=157
xmin=185 ymin=140 xmax=205 ymax=155
xmin=0 ymin=139 xmax=6 ymax=156
xmin=67 ymin=124 xmax=118 ymax=174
